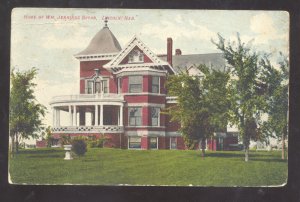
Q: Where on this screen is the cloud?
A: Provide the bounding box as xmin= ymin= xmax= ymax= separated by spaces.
xmin=140 ymin=19 xmax=217 ymax=42
xmin=250 ymin=13 xmax=288 ymax=44
xmin=250 ymin=13 xmax=276 ymax=36
xmin=41 ymin=23 xmax=90 ymax=49
xmin=175 ymin=14 xmax=183 ymax=24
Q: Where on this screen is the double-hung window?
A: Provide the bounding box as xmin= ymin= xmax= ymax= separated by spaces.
xmin=129 ymin=107 xmax=142 ymax=126
xmin=151 ymin=76 xmax=160 ymax=93
xmin=170 ymin=137 xmax=177 ymax=149
xmin=102 ymin=80 xmax=108 ymax=93
xmin=95 ymin=78 xmax=101 ymax=94
xmin=117 ymin=77 xmax=122 ymax=94
xmin=87 ymin=81 xmax=93 ymax=94
xmin=128 ymin=137 xmax=141 ymax=149
xmin=129 ymin=76 xmax=142 ymax=93
xmin=150 ymin=107 xmax=160 ymax=126
xmin=150 ymin=137 xmax=158 ymax=149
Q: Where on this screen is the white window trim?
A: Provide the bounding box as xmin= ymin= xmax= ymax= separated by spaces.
xmin=86 ymin=79 xmax=94 ymax=94
xmin=125 ymin=126 xmax=165 ymax=129
xmin=151 ymin=107 xmax=160 ymax=127
xmin=128 ymin=75 xmax=143 ymax=93
xmin=158 ymin=76 xmax=160 ymax=94
xmin=170 ymin=137 xmax=177 ymax=150
xmin=150 ymin=137 xmax=158 ymax=150
xmin=101 ymin=79 xmax=109 ymax=94
xmin=85 ymin=77 xmax=109 ymax=94
xmin=128 ymin=107 xmax=142 ymax=126
xmin=152 ymin=76 xmax=160 ymax=94
xmin=117 ymin=77 xmax=122 ymax=94
xmin=128 ymin=49 xmax=144 ymax=64
xmin=123 ymin=92 xmax=166 ymax=96
xmin=128 ymin=136 xmax=142 ymax=150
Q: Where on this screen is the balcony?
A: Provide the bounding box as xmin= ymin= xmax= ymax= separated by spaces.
xmin=50 ymin=93 xmax=124 ymax=105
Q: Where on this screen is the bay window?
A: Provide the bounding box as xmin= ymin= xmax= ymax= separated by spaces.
xmin=129 ymin=107 xmax=142 ymax=126
xmin=150 ymin=107 xmax=160 ymax=126
xmin=151 ymin=76 xmax=160 ymax=93
xmin=129 ymin=75 xmax=142 ymax=93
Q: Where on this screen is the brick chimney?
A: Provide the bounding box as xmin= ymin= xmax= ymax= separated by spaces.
xmin=167 ymin=38 xmax=173 ymax=66
xmin=175 ymin=49 xmax=182 ymax=55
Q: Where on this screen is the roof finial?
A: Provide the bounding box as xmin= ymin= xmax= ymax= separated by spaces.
xmin=104 ymin=17 xmax=108 ymax=27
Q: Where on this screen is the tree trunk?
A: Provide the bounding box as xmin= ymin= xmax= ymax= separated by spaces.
xmin=10 ymin=135 xmax=15 ymax=158
xmin=245 ymin=147 xmax=249 ymax=162
xmin=15 ymin=133 xmax=19 ymax=154
xmin=244 ymin=135 xmax=250 ymax=162
xmin=282 ymin=133 xmax=285 ymax=160
xmin=243 ymin=134 xmax=250 ymax=162
xmin=200 ymin=138 xmax=206 ymax=159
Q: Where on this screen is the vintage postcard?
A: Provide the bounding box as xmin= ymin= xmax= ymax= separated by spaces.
xmin=9 ymin=8 xmax=289 ymax=186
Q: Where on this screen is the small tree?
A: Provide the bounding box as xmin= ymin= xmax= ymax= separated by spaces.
xmin=165 ymin=64 xmax=229 ymax=158
xmin=10 ymin=67 xmax=46 ymax=155
xmin=260 ymin=53 xmax=289 ymax=159
xmin=213 ymin=33 xmax=267 ymax=162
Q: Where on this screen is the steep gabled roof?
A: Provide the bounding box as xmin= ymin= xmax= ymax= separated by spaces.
xmin=104 ymin=35 xmax=175 ymax=74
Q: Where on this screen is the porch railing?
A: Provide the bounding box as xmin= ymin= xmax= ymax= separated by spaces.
xmin=52 ymin=125 xmax=124 ymax=134
xmin=51 ymin=93 xmax=124 ymax=103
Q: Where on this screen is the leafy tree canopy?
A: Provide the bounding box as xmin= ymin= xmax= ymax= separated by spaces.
xmin=165 ymin=64 xmax=230 ymax=155
xmin=10 ymin=67 xmax=46 ymax=153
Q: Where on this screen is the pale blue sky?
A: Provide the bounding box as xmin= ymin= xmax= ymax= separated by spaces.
xmin=11 ymin=8 xmax=289 ymax=126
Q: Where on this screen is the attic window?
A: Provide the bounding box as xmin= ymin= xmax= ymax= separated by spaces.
xmin=128 ymin=50 xmax=144 ymax=63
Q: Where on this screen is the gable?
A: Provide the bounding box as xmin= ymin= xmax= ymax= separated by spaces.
xmin=187 ymin=65 xmax=204 ymax=76
xmin=103 ymin=36 xmax=175 ymax=74
xmin=119 ymin=46 xmax=154 ymax=65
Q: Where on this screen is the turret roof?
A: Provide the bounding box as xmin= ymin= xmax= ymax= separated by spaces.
xmin=75 ymin=24 xmax=122 ymax=56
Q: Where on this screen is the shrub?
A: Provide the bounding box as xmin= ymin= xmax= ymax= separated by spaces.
xmin=86 ymin=136 xmax=109 ymax=148
xmin=72 ymin=138 xmax=87 ymax=156
xmin=60 ymin=134 xmax=72 ymax=145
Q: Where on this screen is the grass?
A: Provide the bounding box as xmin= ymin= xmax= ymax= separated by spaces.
xmin=9 ymin=148 xmax=287 ymax=186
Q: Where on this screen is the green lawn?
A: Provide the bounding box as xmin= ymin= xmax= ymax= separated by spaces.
xmin=9 ymin=148 xmax=287 ymax=186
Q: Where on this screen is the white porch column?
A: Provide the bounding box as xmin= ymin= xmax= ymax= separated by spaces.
xmin=95 ymin=105 xmax=98 ymax=126
xmin=120 ymin=105 xmax=123 ymax=126
xmin=118 ymin=108 xmax=120 ymax=125
xmin=52 ymin=107 xmax=56 ymax=127
xmin=56 ymin=109 xmax=60 ymax=126
xmin=73 ymin=105 xmax=77 ymax=126
xmin=100 ymin=105 xmax=103 ymax=126
xmin=68 ymin=105 xmax=72 ymax=126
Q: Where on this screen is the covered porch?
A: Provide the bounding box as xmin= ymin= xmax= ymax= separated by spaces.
xmin=50 ymin=94 xmax=125 ymax=134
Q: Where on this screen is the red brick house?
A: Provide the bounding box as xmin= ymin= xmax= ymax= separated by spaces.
xmin=50 ymin=21 xmax=238 ymax=150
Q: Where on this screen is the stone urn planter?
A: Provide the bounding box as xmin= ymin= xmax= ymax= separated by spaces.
xmin=63 ymin=144 xmax=73 ymax=160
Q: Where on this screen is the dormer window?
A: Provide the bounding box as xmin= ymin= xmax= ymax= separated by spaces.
xmin=128 ymin=49 xmax=144 ymax=63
